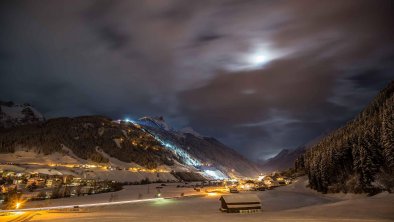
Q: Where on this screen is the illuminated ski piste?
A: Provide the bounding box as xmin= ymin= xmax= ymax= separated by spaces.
xmin=153 ymin=135 xmax=228 ymax=180
xmin=122 ymin=118 xmax=228 ymax=180
xmin=124 ymin=118 xmax=202 ymax=166
xmin=202 ymin=170 xmax=228 ymax=180
xmin=153 ymin=136 xmax=202 ymax=166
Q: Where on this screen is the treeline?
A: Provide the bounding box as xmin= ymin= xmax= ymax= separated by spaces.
xmin=296 ymin=81 xmax=394 ymax=194
xmin=0 ymin=116 xmax=177 ymax=169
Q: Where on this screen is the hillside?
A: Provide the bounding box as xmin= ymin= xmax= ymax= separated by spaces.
xmin=133 ymin=117 xmax=261 ymax=177
xmin=296 ymin=81 xmax=394 ymax=193
xmin=0 ymin=114 xmax=260 ymax=179
xmin=0 ymin=116 xmax=177 ymax=169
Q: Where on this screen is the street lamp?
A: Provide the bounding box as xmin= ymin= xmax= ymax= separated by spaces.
xmin=15 ymin=202 xmax=22 ymax=209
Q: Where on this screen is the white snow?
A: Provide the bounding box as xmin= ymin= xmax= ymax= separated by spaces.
xmin=22 ymin=183 xmax=204 ymax=209
xmin=83 ymin=170 xmax=177 ymax=183
xmin=98 ymin=127 xmax=105 ymax=136
xmin=1 ymin=106 xmax=26 ymax=119
xmin=0 ymin=104 xmax=44 ymax=121
xmin=179 ymin=127 xmax=203 ymax=138
xmin=95 ymin=149 xmax=140 ymax=169
xmin=8 ymin=177 xmax=393 ymax=222
xmin=201 ymin=169 xmax=228 ymax=180
xmin=29 ymin=168 xmax=63 ymax=176
xmin=0 ymin=149 xmax=82 ymax=165
xmin=139 ymin=117 xmax=172 ymax=131
xmin=112 ymin=138 xmax=122 ymax=148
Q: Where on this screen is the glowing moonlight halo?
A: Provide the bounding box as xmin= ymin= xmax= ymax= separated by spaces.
xmin=224 ymin=42 xmax=290 ymax=71
xmin=248 ymin=53 xmax=266 ymax=66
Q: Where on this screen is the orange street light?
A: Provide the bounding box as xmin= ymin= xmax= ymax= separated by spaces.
xmin=15 ymin=202 xmax=22 ymax=209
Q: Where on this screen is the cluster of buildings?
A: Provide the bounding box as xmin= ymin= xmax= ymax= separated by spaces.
xmin=258 ymin=174 xmax=292 ymax=187
xmin=128 ymin=167 xmax=169 ymax=173
xmin=223 ymin=173 xmax=293 ymax=192
xmin=0 ymin=170 xmax=120 ymax=204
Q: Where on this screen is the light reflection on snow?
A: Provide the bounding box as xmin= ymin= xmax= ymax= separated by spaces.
xmin=152 ymin=136 xmax=202 ymax=166
xmin=203 ymin=170 xmax=227 ymax=180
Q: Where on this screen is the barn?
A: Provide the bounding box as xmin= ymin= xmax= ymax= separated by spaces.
xmin=219 ymin=194 xmax=262 ymax=213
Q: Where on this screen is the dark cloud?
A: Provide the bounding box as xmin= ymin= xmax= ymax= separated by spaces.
xmin=97 ymin=26 xmax=130 ymax=50
xmin=0 ymin=0 xmax=393 ymax=161
xmin=194 ymin=33 xmax=223 ymax=44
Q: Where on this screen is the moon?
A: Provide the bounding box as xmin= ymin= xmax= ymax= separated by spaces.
xmin=225 ymin=43 xmax=289 ymax=71
xmin=249 ymin=53 xmax=266 ymax=66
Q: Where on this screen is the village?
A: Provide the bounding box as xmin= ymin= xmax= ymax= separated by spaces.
xmin=0 ymin=162 xmax=294 ymax=211
xmin=0 ymin=168 xmax=124 ymax=209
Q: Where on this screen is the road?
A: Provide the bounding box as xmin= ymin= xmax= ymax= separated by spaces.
xmin=0 ymin=197 xmax=167 ymax=213
xmin=0 ymin=190 xmax=206 ymax=222
xmin=1 ymin=211 xmax=39 ymax=222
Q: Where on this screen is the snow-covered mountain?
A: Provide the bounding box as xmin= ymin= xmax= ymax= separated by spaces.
xmin=0 ymin=113 xmax=260 ymax=180
xmin=133 ymin=116 xmax=261 ymax=178
xmin=0 ymin=101 xmax=45 ymax=128
xmin=261 ymin=146 xmax=306 ymax=172
xmin=137 ymin=116 xmax=172 ymax=131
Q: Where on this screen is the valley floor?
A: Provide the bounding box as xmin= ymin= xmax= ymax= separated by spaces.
xmin=2 ymin=178 xmax=393 ymax=222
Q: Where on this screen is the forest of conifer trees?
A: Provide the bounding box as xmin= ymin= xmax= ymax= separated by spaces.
xmin=296 ymin=81 xmax=394 ymax=194
xmin=0 ymin=116 xmax=177 ymax=169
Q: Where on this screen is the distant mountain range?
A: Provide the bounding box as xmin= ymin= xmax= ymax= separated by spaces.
xmin=0 ymin=107 xmax=260 ymax=179
xmin=261 ymin=146 xmax=306 ymax=172
xmin=296 ymin=80 xmax=394 ymax=193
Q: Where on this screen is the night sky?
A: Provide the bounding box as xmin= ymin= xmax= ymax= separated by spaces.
xmin=1 ymin=0 xmax=393 ymax=162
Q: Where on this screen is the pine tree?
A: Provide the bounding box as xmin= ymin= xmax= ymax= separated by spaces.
xmin=381 ymin=97 xmax=394 ymax=172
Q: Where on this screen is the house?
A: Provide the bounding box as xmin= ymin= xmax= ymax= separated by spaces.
xmin=80 ymin=186 xmax=93 ymax=195
xmin=263 ymin=176 xmax=279 ymax=188
xmin=46 ymin=178 xmax=62 ymax=188
xmin=0 ymin=184 xmax=17 ymax=193
xmin=12 ymin=179 xmax=25 ymax=189
xmin=219 ymin=194 xmax=262 ymax=213
xmin=63 ymin=175 xmax=74 ymax=184
xmin=27 ymin=178 xmax=46 ymax=187
xmin=71 ymin=177 xmax=82 ymax=186
xmin=241 ymin=180 xmax=256 ymax=191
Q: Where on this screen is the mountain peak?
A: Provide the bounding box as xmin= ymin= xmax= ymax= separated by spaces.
xmin=138 ymin=116 xmax=172 ymax=131
xmin=0 ymin=101 xmax=45 ymax=128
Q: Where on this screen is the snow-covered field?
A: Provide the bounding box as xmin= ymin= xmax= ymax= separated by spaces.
xmin=22 ymin=183 xmax=203 ymax=209
xmin=0 ymin=150 xmax=82 ymax=166
xmin=2 ymin=178 xmax=393 ymax=221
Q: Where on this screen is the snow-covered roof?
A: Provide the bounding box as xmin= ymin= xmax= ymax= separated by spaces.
xmin=220 ymin=194 xmax=261 ymax=204
xmin=28 ymin=168 xmax=63 ymax=175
